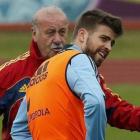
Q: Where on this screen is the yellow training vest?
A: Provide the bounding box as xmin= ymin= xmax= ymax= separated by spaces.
xmin=26 ymin=50 xmax=86 ymax=140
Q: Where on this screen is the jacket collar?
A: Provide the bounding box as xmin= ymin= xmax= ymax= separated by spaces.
xmin=63 ymin=44 xmax=83 ymax=52
xmin=30 ymin=40 xmax=45 ymax=63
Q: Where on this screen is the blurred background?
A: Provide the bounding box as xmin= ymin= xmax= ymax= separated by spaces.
xmin=0 ymin=0 xmax=140 ymax=139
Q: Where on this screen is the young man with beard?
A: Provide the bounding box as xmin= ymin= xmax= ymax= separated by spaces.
xmin=0 ymin=5 xmax=68 ymax=140
xmin=11 ymin=9 xmax=140 ymax=140
xmin=12 ymin=9 xmax=122 ymax=140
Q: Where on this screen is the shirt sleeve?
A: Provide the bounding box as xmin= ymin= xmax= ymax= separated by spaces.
xmin=99 ymin=74 xmax=140 ymax=131
xmin=11 ymin=96 xmax=32 ymax=140
xmin=66 ymin=54 xmax=106 ymax=140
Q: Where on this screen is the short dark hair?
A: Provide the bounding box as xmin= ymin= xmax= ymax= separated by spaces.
xmin=72 ymin=9 xmax=123 ymax=41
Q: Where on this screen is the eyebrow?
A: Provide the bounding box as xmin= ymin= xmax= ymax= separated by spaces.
xmin=60 ymin=27 xmax=67 ymax=30
xmin=101 ymin=35 xmax=111 ymax=40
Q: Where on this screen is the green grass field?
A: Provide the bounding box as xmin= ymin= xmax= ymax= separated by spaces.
xmin=0 ymin=30 xmax=140 ymax=60
xmin=0 ymin=30 xmax=140 ymax=139
xmin=0 ymin=30 xmax=72 ymax=59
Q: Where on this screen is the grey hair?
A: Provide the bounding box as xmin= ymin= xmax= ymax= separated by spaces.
xmin=31 ymin=5 xmax=67 ymax=33
xmin=31 ymin=15 xmax=38 ymax=32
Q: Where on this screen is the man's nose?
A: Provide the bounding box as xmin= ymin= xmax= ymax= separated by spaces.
xmin=105 ymin=42 xmax=112 ymax=52
xmin=53 ymin=33 xmax=61 ymax=44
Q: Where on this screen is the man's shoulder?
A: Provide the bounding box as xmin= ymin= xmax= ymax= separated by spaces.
xmin=0 ymin=51 xmax=30 ymax=73
xmin=0 ymin=51 xmax=31 ymax=86
xmin=0 ymin=52 xmax=30 ymax=93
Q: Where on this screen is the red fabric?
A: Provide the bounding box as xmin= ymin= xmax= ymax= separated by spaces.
xmin=1 ymin=41 xmax=140 ymax=139
xmin=99 ymin=74 xmax=140 ymax=131
xmin=0 ymin=40 xmax=45 ymax=140
xmin=0 ymin=40 xmax=44 ymax=91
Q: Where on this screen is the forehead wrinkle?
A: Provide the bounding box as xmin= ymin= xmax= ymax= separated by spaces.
xmin=35 ymin=8 xmax=68 ymax=27
xmin=38 ymin=14 xmax=67 ymax=29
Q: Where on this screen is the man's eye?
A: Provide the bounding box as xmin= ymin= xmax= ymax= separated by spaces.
xmin=47 ymin=31 xmax=53 ymax=35
xmin=46 ymin=30 xmax=55 ymax=35
xmin=101 ymin=37 xmax=107 ymax=42
xmin=60 ymin=30 xmax=66 ymax=35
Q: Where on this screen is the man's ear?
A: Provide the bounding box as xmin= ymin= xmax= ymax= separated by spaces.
xmin=31 ymin=27 xmax=37 ymax=42
xmin=78 ymin=28 xmax=88 ymax=43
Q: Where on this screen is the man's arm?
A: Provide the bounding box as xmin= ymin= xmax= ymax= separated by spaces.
xmin=0 ymin=68 xmax=9 ymax=115
xmin=11 ymin=96 xmax=32 ymax=140
xmin=99 ymin=74 xmax=140 ymax=131
xmin=67 ymin=54 xmax=106 ymax=140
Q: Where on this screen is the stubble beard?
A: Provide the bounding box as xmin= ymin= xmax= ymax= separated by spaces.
xmin=84 ymin=36 xmax=102 ymax=67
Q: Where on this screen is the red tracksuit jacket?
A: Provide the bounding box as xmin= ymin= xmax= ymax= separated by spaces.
xmin=100 ymin=74 xmax=140 ymax=131
xmin=0 ymin=43 xmax=140 ymax=140
xmin=0 ymin=40 xmax=45 ymax=140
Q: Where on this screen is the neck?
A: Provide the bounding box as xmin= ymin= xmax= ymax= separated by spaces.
xmin=71 ymin=40 xmax=83 ymax=51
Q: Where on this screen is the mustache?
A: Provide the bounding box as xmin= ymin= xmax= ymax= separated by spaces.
xmin=51 ymin=43 xmax=63 ymax=49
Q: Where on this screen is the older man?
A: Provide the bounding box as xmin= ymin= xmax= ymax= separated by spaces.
xmin=0 ymin=5 xmax=68 ymax=140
